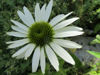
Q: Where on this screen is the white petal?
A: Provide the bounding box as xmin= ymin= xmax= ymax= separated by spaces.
xmin=8 ymin=39 xmax=29 ymax=48
xmin=7 ymin=32 xmax=27 ymax=37
xmin=6 ymin=39 xmax=28 ymax=44
xmin=11 ymin=20 xmax=28 ymax=31
xmin=17 ymin=10 xmax=30 ymax=26
xmin=50 ymin=42 xmax=75 ymax=65
xmin=32 ymin=47 xmax=40 ymax=72
xmin=12 ymin=44 xmax=31 ymax=57
xmin=16 ymin=51 xmax=26 ymax=59
xmin=55 ymin=26 xmax=83 ymax=33
xmin=40 ymin=4 xmax=46 ymax=21
xmin=23 ymin=6 xmax=34 ymax=26
xmin=53 ymin=17 xmax=79 ymax=30
xmin=24 ymin=44 xmax=35 ymax=60
xmin=40 ymin=48 xmax=45 ymax=74
xmin=45 ymin=0 xmax=53 ymax=22
xmin=11 ymin=25 xmax=27 ymax=34
xmin=45 ymin=45 xmax=59 ymax=71
xmin=50 ymin=14 xmax=64 ymax=25
xmin=54 ymin=31 xmax=84 ymax=38
xmin=35 ymin=3 xmax=41 ymax=22
xmin=50 ymin=12 xmax=73 ymax=26
xmin=6 ymin=41 xmax=13 ymax=44
xmin=54 ymin=39 xmax=82 ymax=48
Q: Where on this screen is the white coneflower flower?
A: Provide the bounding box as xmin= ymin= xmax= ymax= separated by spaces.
xmin=7 ymin=0 xmax=84 ymax=74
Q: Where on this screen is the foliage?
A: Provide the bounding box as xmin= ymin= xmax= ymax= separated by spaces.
xmin=85 ymin=62 xmax=100 ymax=75
xmin=66 ymin=0 xmax=100 ymax=33
xmin=87 ymin=50 xmax=100 ymax=58
xmin=88 ymin=35 xmax=100 ymax=58
xmin=91 ymin=35 xmax=100 ymax=44
xmin=87 ymin=35 xmax=100 ymax=74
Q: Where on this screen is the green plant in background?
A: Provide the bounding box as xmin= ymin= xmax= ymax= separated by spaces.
xmin=70 ymin=0 xmax=100 ymax=34
xmin=91 ymin=35 xmax=100 ymax=44
xmin=87 ymin=34 xmax=100 ymax=75
xmin=85 ymin=63 xmax=100 ymax=75
xmin=87 ymin=34 xmax=100 ymax=58
xmin=88 ymin=51 xmax=100 ymax=59
xmin=94 ymin=8 xmax=100 ymax=33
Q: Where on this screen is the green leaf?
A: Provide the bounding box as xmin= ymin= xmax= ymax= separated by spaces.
xmin=96 ymin=8 xmax=100 ymax=13
xmin=87 ymin=50 xmax=100 ymax=58
xmin=94 ymin=24 xmax=100 ymax=33
xmin=96 ymin=35 xmax=100 ymax=41
xmin=91 ymin=39 xmax=100 ymax=44
xmin=91 ymin=35 xmax=100 ymax=44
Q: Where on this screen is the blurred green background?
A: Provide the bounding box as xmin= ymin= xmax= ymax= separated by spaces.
xmin=0 ymin=0 xmax=100 ymax=75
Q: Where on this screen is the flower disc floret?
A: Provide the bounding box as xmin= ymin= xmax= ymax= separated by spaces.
xmin=28 ymin=22 xmax=54 ymax=47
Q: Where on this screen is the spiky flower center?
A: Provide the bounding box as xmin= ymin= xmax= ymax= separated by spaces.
xmin=28 ymin=22 xmax=54 ymax=47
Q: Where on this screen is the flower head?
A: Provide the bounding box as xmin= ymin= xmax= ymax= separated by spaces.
xmin=7 ymin=0 xmax=84 ymax=74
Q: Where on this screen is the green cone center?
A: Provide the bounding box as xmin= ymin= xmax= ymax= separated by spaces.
xmin=28 ymin=22 xmax=54 ymax=47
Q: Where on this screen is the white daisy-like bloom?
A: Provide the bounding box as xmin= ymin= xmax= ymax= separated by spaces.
xmin=7 ymin=0 xmax=84 ymax=74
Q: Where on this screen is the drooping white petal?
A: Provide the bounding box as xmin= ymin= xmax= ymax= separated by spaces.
xmin=17 ymin=10 xmax=30 ymax=26
xmin=40 ymin=48 xmax=45 ymax=74
xmin=8 ymin=39 xmax=29 ymax=48
xmin=11 ymin=20 xmax=28 ymax=31
xmin=50 ymin=12 xmax=73 ymax=26
xmin=45 ymin=0 xmax=53 ymax=22
xmin=55 ymin=26 xmax=83 ymax=33
xmin=12 ymin=44 xmax=31 ymax=57
xmin=7 ymin=32 xmax=27 ymax=37
xmin=40 ymin=4 xmax=46 ymax=21
xmin=54 ymin=39 xmax=82 ymax=48
xmin=35 ymin=3 xmax=41 ymax=22
xmin=32 ymin=47 xmax=40 ymax=72
xmin=23 ymin=6 xmax=34 ymax=26
xmin=24 ymin=44 xmax=35 ymax=60
xmin=45 ymin=45 xmax=59 ymax=71
xmin=53 ymin=17 xmax=79 ymax=30
xmin=54 ymin=31 xmax=84 ymax=38
xmin=50 ymin=42 xmax=75 ymax=65
xmin=11 ymin=25 xmax=27 ymax=34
